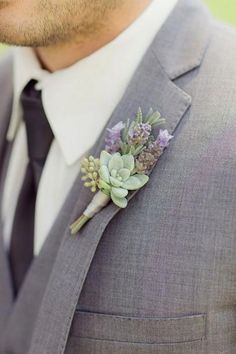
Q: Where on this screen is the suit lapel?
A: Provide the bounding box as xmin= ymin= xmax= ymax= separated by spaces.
xmin=29 ymin=1 xmax=212 ymax=352
xmin=0 ymin=53 xmax=14 ymax=333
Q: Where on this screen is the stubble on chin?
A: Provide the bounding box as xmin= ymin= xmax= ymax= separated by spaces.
xmin=0 ymin=0 xmax=10 ymax=10
xmin=0 ymin=0 xmax=121 ymax=47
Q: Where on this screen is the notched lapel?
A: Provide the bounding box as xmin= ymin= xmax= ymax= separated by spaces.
xmin=29 ymin=1 xmax=212 ymax=352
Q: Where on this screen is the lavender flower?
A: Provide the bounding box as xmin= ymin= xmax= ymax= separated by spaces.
xmin=105 ymin=121 xmax=125 ymax=153
xmin=136 ymin=129 xmax=173 ymax=174
xmin=156 ymin=129 xmax=173 ymax=148
xmin=128 ymin=123 xmax=152 ymax=146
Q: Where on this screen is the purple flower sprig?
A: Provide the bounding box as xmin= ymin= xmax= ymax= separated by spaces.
xmin=127 ymin=122 xmax=152 ymax=146
xmin=136 ymin=129 xmax=173 ymax=174
xmin=105 ymin=108 xmax=166 ymax=151
xmin=104 ymin=108 xmax=173 ymax=175
xmin=105 ymin=121 xmax=125 ymax=154
xmin=121 ymin=108 xmax=166 ymax=155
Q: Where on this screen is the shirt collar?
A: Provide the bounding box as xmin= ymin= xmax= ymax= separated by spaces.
xmin=8 ymin=0 xmax=178 ymax=166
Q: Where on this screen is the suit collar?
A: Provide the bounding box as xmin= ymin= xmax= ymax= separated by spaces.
xmin=152 ymin=0 xmax=212 ymax=80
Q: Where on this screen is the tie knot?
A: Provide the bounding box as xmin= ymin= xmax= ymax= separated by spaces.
xmin=20 ymin=80 xmax=54 ymax=187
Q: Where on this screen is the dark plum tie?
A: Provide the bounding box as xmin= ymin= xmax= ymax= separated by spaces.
xmin=9 ymin=80 xmax=54 ymax=295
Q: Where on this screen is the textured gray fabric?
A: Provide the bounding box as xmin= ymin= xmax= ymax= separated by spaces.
xmin=0 ymin=53 xmax=14 ymax=335
xmin=1 ymin=0 xmax=236 ymax=353
xmin=28 ymin=33 xmax=192 ymax=354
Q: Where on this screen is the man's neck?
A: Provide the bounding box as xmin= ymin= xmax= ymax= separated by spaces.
xmin=34 ymin=0 xmax=151 ymax=72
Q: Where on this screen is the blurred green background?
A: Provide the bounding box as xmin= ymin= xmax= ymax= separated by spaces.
xmin=0 ymin=0 xmax=235 ymax=54
xmin=205 ymin=0 xmax=236 ymax=25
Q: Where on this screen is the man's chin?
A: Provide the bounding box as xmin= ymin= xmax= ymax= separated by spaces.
xmin=0 ymin=1 xmax=11 ymax=10
xmin=0 ymin=26 xmax=28 ymax=47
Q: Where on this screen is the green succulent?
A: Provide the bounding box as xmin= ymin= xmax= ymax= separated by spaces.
xmin=98 ymin=151 xmax=149 ymax=208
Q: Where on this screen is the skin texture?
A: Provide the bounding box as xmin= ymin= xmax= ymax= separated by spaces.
xmin=0 ymin=0 xmax=151 ymax=71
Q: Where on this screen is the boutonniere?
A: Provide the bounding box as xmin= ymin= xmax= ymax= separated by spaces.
xmin=70 ymin=108 xmax=173 ymax=235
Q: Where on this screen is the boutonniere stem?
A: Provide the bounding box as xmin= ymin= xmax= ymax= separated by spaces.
xmin=70 ymin=191 xmax=110 ymax=234
xmin=70 ymin=108 xmax=173 ymax=235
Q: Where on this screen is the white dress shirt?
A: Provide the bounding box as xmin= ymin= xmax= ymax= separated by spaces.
xmin=2 ymin=0 xmax=178 ymax=255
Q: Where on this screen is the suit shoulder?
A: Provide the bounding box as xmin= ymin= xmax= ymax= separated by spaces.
xmin=188 ymin=19 xmax=236 ymax=124
xmin=213 ymin=20 xmax=236 ymax=40
xmin=200 ymin=19 xmax=236 ymax=86
xmin=208 ymin=20 xmax=236 ymax=61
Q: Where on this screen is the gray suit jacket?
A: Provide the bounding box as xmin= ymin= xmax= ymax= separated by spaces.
xmin=1 ymin=0 xmax=236 ymax=353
